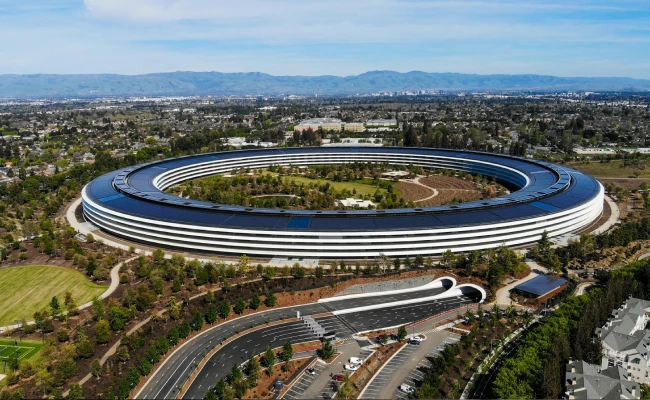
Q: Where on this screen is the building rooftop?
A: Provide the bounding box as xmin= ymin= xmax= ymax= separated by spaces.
xmin=513 ymin=274 xmax=567 ymax=297
xmin=565 ymin=360 xmax=638 ymax=400
xmin=597 ymin=298 xmax=650 ymax=354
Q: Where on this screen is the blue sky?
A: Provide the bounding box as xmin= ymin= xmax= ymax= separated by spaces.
xmin=1 ymin=0 xmax=649 ymax=78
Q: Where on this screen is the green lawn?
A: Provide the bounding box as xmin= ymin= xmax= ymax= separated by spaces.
xmin=277 ymin=174 xmax=388 ymax=196
xmin=0 ymin=339 xmax=42 ymax=362
xmin=0 ymin=265 xmax=107 ymax=326
xmin=568 ymin=160 xmax=650 ymax=178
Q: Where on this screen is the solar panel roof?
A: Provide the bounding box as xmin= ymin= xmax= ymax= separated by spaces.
xmin=84 ymin=147 xmax=602 ymax=231
xmin=514 ymin=275 xmax=568 ymax=297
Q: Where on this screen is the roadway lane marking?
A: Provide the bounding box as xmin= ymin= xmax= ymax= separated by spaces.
xmin=153 ymin=355 xmax=188 ymax=399
xmin=164 ymin=356 xmax=196 ymax=400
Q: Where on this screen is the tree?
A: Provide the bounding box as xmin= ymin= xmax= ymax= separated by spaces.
xmin=205 ymin=305 xmax=217 ymax=324
xmin=91 ymin=298 xmax=104 ymax=321
xmin=441 ymin=249 xmax=456 ymax=269
xmin=414 ymin=254 xmax=424 ymax=268
xmin=376 ymin=253 xmax=391 ymax=274
xmin=397 ymin=325 xmax=408 ymax=341
xmin=95 ymin=319 xmax=111 ymax=344
xmin=337 ymin=371 xmax=354 ymax=399
xmin=318 ymin=339 xmax=335 ymax=360
xmin=68 ymin=383 xmax=83 ymax=400
xmin=238 ymin=254 xmax=250 ymax=276
xmin=234 ymin=299 xmax=246 ymax=315
xmin=190 ymin=311 xmax=204 ymax=331
xmin=76 ymin=331 xmax=94 ymax=358
xmin=56 ymin=327 xmax=70 ymax=342
xmin=90 ymin=358 xmax=102 ymax=378
xmin=249 ymin=293 xmax=261 ymax=310
xmin=107 ymin=307 xmax=128 ymax=331
xmin=218 ymin=301 xmax=231 ymax=319
xmin=35 ymin=369 xmax=52 ymax=397
xmin=244 ymin=354 xmax=261 ymax=386
xmin=50 ymin=296 xmax=60 ymax=316
xmin=281 ymin=341 xmax=294 ymax=363
xmin=264 ymin=292 xmax=277 ymax=308
xmin=262 ymin=346 xmax=276 ymax=371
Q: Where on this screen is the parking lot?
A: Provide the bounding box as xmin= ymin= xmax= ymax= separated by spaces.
xmin=359 ymin=331 xmax=460 ymax=399
xmin=392 ymin=333 xmax=460 ymax=400
xmin=283 ymin=342 xmax=375 ymax=399
xmin=282 ymin=360 xmax=327 ymax=400
xmin=359 ymin=344 xmax=419 ymax=399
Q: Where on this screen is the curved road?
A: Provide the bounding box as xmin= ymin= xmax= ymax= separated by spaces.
xmin=137 ymin=286 xmax=478 ymax=399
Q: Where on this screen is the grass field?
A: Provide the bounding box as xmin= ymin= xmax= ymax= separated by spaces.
xmin=277 ymin=174 xmax=390 ymax=196
xmin=0 ymin=340 xmax=42 ymax=362
xmin=568 ymin=160 xmax=650 ymax=178
xmin=0 ymin=265 xmax=107 ymax=326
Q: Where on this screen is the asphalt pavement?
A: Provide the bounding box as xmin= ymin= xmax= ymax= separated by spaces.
xmin=135 ymin=303 xmax=326 ymax=399
xmin=339 ymin=295 xmax=476 ymax=332
xmin=138 ymin=289 xmax=480 ymax=399
xmin=184 ymin=321 xmax=319 ymax=399
xmin=322 ymin=286 xmax=448 ymax=311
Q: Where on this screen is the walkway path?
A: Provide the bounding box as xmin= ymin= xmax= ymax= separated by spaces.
xmin=0 ymin=255 xmax=137 ymax=333
xmin=409 ymin=177 xmax=439 ymax=203
xmin=66 ymin=197 xmax=219 ymax=264
xmin=574 ymin=282 xmax=595 ymax=296
xmin=592 ymin=195 xmax=620 ymax=235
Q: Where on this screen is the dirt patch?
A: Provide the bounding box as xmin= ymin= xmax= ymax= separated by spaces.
xmin=420 ymin=176 xmax=479 ymax=191
xmin=416 ymin=189 xmax=484 ymax=207
xmin=596 ymin=178 xmax=650 ymax=191
xmin=393 ymin=182 xmax=435 ymax=202
xmin=250 ymin=358 xmax=310 ymax=399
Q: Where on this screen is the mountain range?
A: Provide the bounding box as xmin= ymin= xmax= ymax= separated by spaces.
xmin=1 ymin=70 xmax=650 ymax=98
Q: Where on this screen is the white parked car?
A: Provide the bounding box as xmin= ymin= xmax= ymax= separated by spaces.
xmin=349 ymin=357 xmax=363 ymax=365
xmin=344 ymin=363 xmax=360 ymax=371
xmin=399 ymin=384 xmax=415 ymax=394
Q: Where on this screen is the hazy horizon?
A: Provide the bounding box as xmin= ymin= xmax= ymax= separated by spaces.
xmin=1 ymin=1 xmax=649 ymax=79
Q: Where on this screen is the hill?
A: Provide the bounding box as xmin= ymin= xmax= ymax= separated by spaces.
xmin=1 ymin=70 xmax=649 ymax=98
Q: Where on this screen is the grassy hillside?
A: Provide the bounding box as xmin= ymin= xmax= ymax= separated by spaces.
xmin=0 ymin=265 xmax=106 ymax=326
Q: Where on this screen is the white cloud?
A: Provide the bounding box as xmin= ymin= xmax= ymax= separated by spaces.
xmin=0 ymin=0 xmax=648 ymax=77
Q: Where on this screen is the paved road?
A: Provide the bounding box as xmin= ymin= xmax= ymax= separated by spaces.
xmin=390 ymin=333 xmax=460 ymax=400
xmin=183 ymin=295 xmax=478 ymax=400
xmin=340 ymin=295 xmax=477 ymax=332
xmin=139 ymin=291 xmax=478 ymax=399
xmin=184 ymin=321 xmax=320 ymax=399
xmin=135 ymin=303 xmax=326 ymax=399
xmin=360 ymin=332 xmax=458 ymax=399
xmin=322 ymin=286 xmax=448 ymax=311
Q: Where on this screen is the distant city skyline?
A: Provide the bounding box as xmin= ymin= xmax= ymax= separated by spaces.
xmin=1 ymin=0 xmax=649 ymax=79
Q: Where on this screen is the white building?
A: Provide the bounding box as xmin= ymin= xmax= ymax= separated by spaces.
xmin=366 ymin=119 xmax=397 ymax=127
xmin=565 ymin=360 xmax=639 ymax=399
xmin=336 ymin=198 xmax=375 ymax=208
xmin=596 ymin=298 xmax=650 ymax=384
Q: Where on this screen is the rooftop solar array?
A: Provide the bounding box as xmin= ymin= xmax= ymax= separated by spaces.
xmin=84 ymin=147 xmax=603 ymax=232
xmin=514 ymin=275 xmax=568 ymax=297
